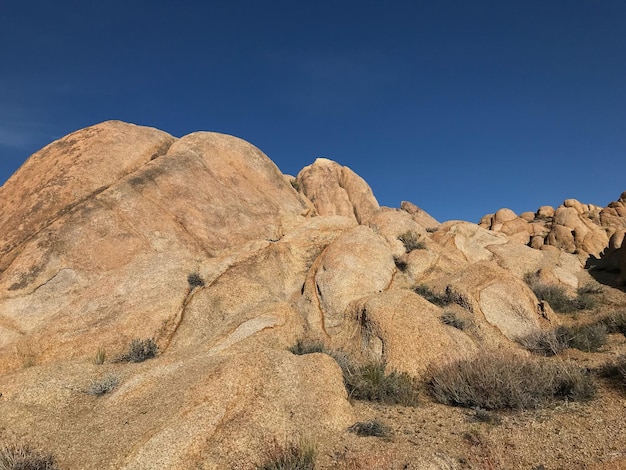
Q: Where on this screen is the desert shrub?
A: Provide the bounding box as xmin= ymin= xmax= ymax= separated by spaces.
xmin=531 ymin=284 xmax=576 ymax=313
xmin=255 ymin=439 xmax=315 ymax=470
xmin=440 ymin=311 xmax=468 ymax=330
xmin=343 ymin=361 xmax=419 ymax=406
xmin=288 ymin=339 xmax=326 ymax=355
xmin=427 ymin=353 xmax=595 ymax=410
xmin=187 ymin=272 xmax=205 ymax=288
xmin=116 ymin=338 xmax=158 ymax=363
xmin=565 ymin=323 xmax=607 ymax=352
xmin=517 ymin=328 xmax=569 ymax=356
xmin=520 ymin=324 xmax=607 ymax=354
xmin=393 ymin=256 xmax=408 ymax=272
xmin=347 ymin=420 xmax=390 ymax=438
xmin=414 ymin=285 xmax=472 ymax=311
xmin=87 ymin=375 xmax=119 ymax=396
xmin=0 ymin=443 xmax=58 ymax=470
xmin=599 ymin=355 xmax=626 ymax=389
xmin=397 ymin=231 xmax=425 ymax=252
xmin=601 ymin=311 xmax=626 ymax=336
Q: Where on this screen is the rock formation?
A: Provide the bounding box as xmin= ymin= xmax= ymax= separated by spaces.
xmin=0 ymin=121 xmax=624 ymax=468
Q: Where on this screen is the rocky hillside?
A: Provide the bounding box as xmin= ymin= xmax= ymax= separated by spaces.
xmin=0 ymin=121 xmax=625 ymax=469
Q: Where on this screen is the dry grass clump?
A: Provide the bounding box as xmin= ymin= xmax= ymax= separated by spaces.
xmin=288 ymin=339 xmax=326 ymax=356
xmin=347 ymin=420 xmax=391 ymax=438
xmin=440 ymin=311 xmax=469 ymax=330
xmin=519 ymin=323 xmax=607 ymax=355
xmin=414 ymin=285 xmax=472 ymax=311
xmin=427 ymin=352 xmax=595 ymax=410
xmin=116 ymin=338 xmax=158 ymax=363
xmin=601 ymin=310 xmax=626 ymax=336
xmin=524 ymin=274 xmax=601 ymax=313
xmin=343 ymin=361 xmax=419 ymax=406
xmin=255 ymin=439 xmax=315 ymax=470
xmin=397 ymin=231 xmax=425 ymax=252
xmin=0 ymin=442 xmax=58 ymax=470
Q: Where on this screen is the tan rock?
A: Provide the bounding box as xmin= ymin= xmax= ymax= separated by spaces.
xmin=520 ymin=211 xmax=535 ymax=222
xmin=536 ymin=205 xmax=555 ymax=219
xmin=295 ymin=158 xmax=380 ymax=224
xmin=431 ymin=221 xmax=508 ymax=263
xmin=400 ymin=200 xmax=440 ymax=229
xmin=493 ymin=208 xmax=518 ymax=224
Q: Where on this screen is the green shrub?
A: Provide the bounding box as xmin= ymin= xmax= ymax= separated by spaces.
xmin=256 ymin=439 xmax=315 ymax=470
xmin=117 ymin=338 xmax=158 ymax=363
xmin=398 ymin=231 xmax=425 ymax=252
xmin=343 ymin=361 xmax=419 ymax=406
xmin=87 ymin=375 xmax=119 ymax=396
xmin=288 ymin=339 xmax=326 ymax=355
xmin=427 ymin=353 xmax=595 ymax=410
xmin=0 ymin=443 xmax=58 ymax=470
xmin=347 ymin=420 xmax=390 ymax=438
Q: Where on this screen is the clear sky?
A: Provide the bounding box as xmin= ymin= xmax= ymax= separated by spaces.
xmin=1 ymin=0 xmax=625 ymax=223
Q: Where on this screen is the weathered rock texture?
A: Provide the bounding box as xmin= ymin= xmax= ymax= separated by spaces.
xmin=0 ymin=121 xmax=624 ymax=468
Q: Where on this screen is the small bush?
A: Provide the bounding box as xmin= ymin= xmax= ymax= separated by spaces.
xmin=520 ymin=324 xmax=607 ymax=354
xmin=289 ymin=339 xmax=326 ymax=355
xmin=393 ymin=256 xmax=408 ymax=272
xmin=256 ymin=439 xmax=315 ymax=470
xmin=440 ymin=311 xmax=468 ymax=330
xmin=517 ymin=328 xmax=569 ymax=356
xmin=187 ymin=272 xmax=205 ymax=288
xmin=525 ymin=275 xmax=602 ymax=313
xmin=599 ymin=355 xmax=626 ymax=389
xmin=0 ymin=443 xmax=58 ymax=470
xmin=601 ymin=311 xmax=626 ymax=336
xmin=87 ymin=375 xmax=119 ymax=396
xmin=427 ymin=353 xmax=595 ymax=410
xmin=398 ymin=231 xmax=425 ymax=253
xmin=343 ymin=361 xmax=419 ymax=406
xmin=117 ymin=338 xmax=158 ymax=363
xmin=414 ymin=285 xmax=472 ymax=311
xmin=566 ymin=323 xmax=607 ymax=352
xmin=347 ymin=420 xmax=390 ymax=438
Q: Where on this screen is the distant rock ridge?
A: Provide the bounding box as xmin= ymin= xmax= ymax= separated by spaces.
xmin=0 ymin=120 xmax=624 ymax=468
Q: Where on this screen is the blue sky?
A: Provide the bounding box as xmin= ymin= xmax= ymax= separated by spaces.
xmin=1 ymin=1 xmax=625 ymax=222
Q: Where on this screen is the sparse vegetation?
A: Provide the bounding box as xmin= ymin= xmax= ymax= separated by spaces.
xmin=116 ymin=338 xmax=158 ymax=363
xmin=427 ymin=352 xmax=595 ymax=410
xmin=393 ymin=256 xmax=408 ymax=272
xmin=599 ymin=355 xmax=626 ymax=390
xmin=288 ymin=339 xmax=326 ymax=355
xmin=342 ymin=361 xmax=419 ymax=406
xmin=255 ymin=439 xmax=315 ymax=470
xmin=414 ymin=285 xmax=472 ymax=311
xmin=397 ymin=231 xmax=425 ymax=252
xmin=519 ymin=323 xmax=607 ymax=355
xmin=440 ymin=311 xmax=468 ymax=330
xmin=87 ymin=374 xmax=119 ymax=396
xmin=93 ymin=347 xmax=106 ymax=365
xmin=0 ymin=442 xmax=58 ymax=470
xmin=187 ymin=272 xmax=205 ymax=288
xmin=601 ymin=310 xmax=626 ymax=336
xmin=347 ymin=420 xmax=390 ymax=438
xmin=471 ymin=408 xmax=502 ymax=425
xmin=524 ymin=274 xmax=602 ymax=313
